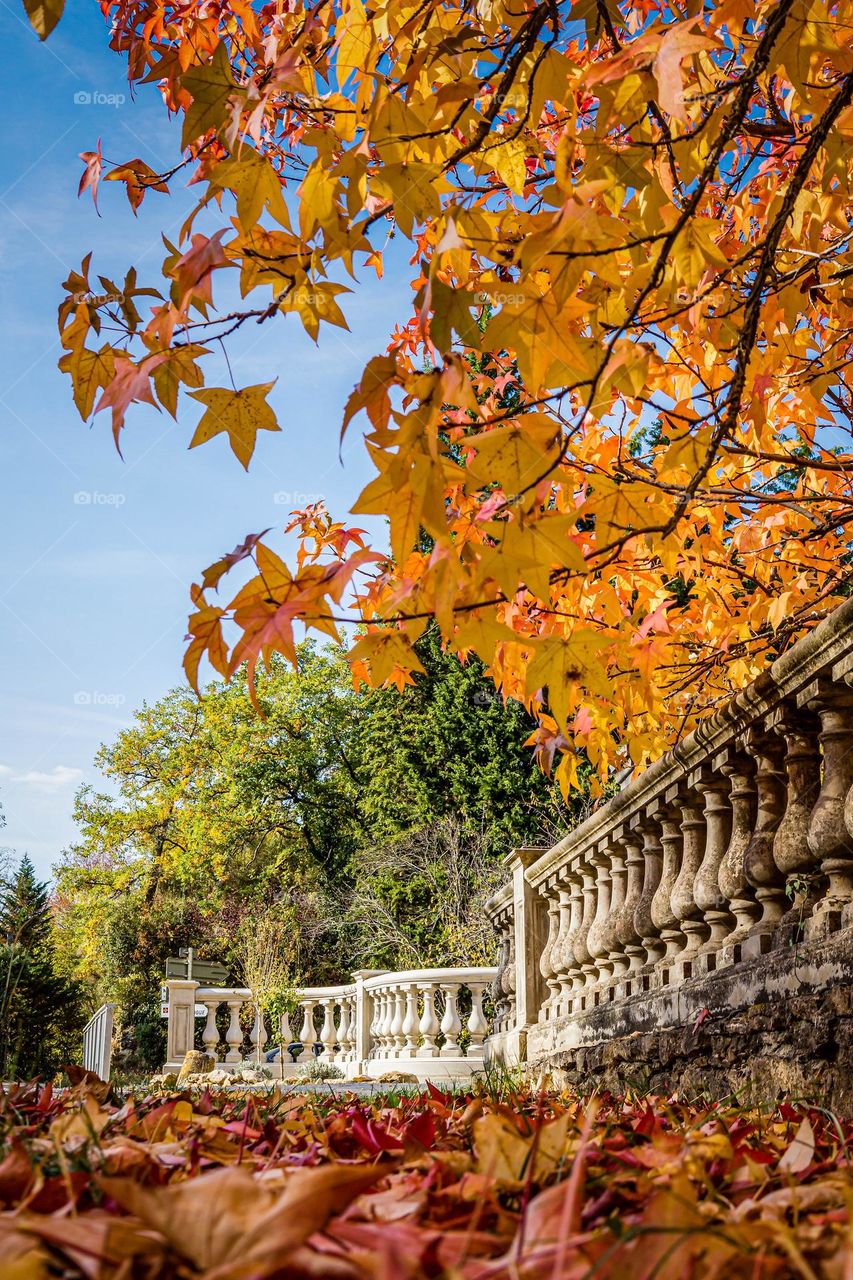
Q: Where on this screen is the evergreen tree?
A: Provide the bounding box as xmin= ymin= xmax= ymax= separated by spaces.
xmin=0 ymin=856 xmax=83 ymax=1079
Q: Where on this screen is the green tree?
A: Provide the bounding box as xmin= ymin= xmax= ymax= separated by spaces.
xmin=0 ymin=856 xmax=82 ymax=1079
xmin=54 ymin=636 xmax=574 ymax=1070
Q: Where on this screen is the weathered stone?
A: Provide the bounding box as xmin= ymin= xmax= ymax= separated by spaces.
xmin=527 ymin=926 xmax=853 ymax=1111
xmin=177 ymin=1051 xmax=215 ymax=1082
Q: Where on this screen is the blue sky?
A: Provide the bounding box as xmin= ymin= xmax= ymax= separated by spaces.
xmin=0 ymin=3 xmax=406 ymax=878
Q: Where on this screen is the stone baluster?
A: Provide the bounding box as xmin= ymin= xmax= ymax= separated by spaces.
xmin=250 ymin=1004 xmax=265 ymax=1063
xmin=586 ymin=844 xmax=614 ymax=995
xmin=605 ymin=840 xmax=629 ymax=978
xmin=440 ymin=983 xmax=462 ymax=1055
xmin=634 ymin=819 xmax=665 ymax=980
xmin=619 ymin=833 xmax=648 ymax=978
xmin=692 ymin=774 xmax=733 ymax=970
xmin=279 ymin=1007 xmax=293 ymax=1053
xmin=741 ymin=727 xmax=788 ymax=957
xmin=418 ymin=983 xmax=440 ymax=1056
xmin=651 ymin=807 xmax=684 ymax=979
xmin=772 ymin=710 xmax=822 ymax=935
xmin=491 ymin=922 xmax=511 ymax=1023
xmin=807 ymin=684 xmax=853 ymax=933
xmin=574 ymin=863 xmax=598 ymax=1001
xmin=225 ymin=999 xmax=244 ymax=1065
xmin=538 ymin=885 xmax=562 ymax=1015
xmin=298 ymin=999 xmax=318 ymax=1062
xmin=202 ymin=1001 xmax=220 ymax=1060
xmin=319 ymin=998 xmax=337 ymax=1061
xmin=500 ymin=931 xmax=516 ymax=1026
xmin=390 ymin=987 xmax=406 ymax=1055
xmin=369 ymin=991 xmax=382 ymax=1055
xmin=553 ymin=865 xmax=583 ymax=1011
xmin=337 ymin=998 xmax=351 ymax=1061
xmin=718 ymin=754 xmax=759 ymax=964
xmin=402 ymin=984 xmax=420 ymax=1058
xmin=466 ymin=982 xmax=489 ymax=1054
xmin=670 ymin=790 xmax=710 ymax=979
xmin=379 ymin=990 xmax=393 ymax=1056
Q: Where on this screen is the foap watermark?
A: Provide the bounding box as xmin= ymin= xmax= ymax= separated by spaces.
xmin=74 ymin=691 xmax=126 ymax=708
xmin=73 ymin=90 xmax=125 ymax=108
xmin=71 ymin=290 xmax=122 ymax=307
xmin=73 ymin=491 xmax=126 ymax=507
xmin=479 ymin=290 xmax=526 ymax=307
xmin=273 ymin=490 xmax=325 ymax=506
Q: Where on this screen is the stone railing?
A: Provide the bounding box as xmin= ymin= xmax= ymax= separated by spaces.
xmin=485 ymin=597 xmax=853 ymax=1079
xmin=164 ymin=966 xmax=497 ymax=1081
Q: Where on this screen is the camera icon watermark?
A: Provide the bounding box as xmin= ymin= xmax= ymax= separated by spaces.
xmin=73 ymin=90 xmax=125 ymax=108
xmin=74 ymin=691 xmax=126 ymax=707
xmin=73 ymin=491 xmax=126 ymax=507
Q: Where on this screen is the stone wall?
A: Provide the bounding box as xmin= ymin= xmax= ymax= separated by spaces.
xmin=531 ymin=927 xmax=853 ymax=1110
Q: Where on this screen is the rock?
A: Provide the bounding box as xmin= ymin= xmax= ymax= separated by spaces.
xmin=239 ymin=1068 xmax=263 ymax=1083
xmin=150 ymin=1071 xmax=177 ymax=1089
xmin=376 ymin=1071 xmax=419 ymax=1084
xmin=208 ymin=1069 xmax=230 ymax=1086
xmin=177 ymin=1051 xmax=215 ymax=1083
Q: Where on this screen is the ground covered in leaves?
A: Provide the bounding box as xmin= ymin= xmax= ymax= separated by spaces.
xmin=1 ymin=1075 xmax=851 ymax=1279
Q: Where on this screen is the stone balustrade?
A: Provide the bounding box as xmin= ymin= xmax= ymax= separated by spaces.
xmin=164 ymin=967 xmax=497 ymax=1081
xmin=485 ymin=598 xmax=853 ymax=1077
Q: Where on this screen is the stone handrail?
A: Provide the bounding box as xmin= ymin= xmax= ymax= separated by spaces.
xmin=164 ymin=966 xmax=497 ymax=1082
xmin=485 ymin=597 xmax=853 ymax=1069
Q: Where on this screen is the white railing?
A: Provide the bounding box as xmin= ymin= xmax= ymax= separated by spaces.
xmin=82 ymin=1003 xmax=114 ymax=1080
xmin=163 ymin=967 xmax=497 ymax=1081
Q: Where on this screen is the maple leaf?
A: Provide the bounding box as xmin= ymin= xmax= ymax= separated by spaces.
xmin=23 ymin=0 xmax=63 ymax=39
xmin=94 ymin=352 xmax=166 ymax=446
xmin=105 ymin=158 xmax=169 ymax=214
xmin=171 ymin=230 xmax=229 ymax=313
xmin=77 ymin=140 xmax=103 ymax=211
xmin=180 ymin=42 xmax=242 ymax=149
xmin=59 ymin=343 xmax=116 ymax=420
xmin=188 ymin=382 xmax=280 ymax=469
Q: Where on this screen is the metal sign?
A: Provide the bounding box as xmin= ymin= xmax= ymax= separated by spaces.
xmin=164 ymin=947 xmax=229 ymax=986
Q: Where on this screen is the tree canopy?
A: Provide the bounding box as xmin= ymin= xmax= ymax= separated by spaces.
xmin=54 ymin=639 xmax=566 ymax=1069
xmin=31 ymin=0 xmax=853 ymax=790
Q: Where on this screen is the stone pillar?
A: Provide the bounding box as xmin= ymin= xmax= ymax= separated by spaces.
xmin=165 ymin=979 xmax=199 ymax=1070
xmin=741 ymin=727 xmax=788 ymax=958
xmin=619 ymin=831 xmax=647 ymax=981
xmin=651 ymin=806 xmax=684 ymax=981
xmin=553 ymin=864 xmax=583 ymax=1011
xmin=574 ymin=864 xmax=598 ymax=1003
xmin=538 ymin=884 xmax=562 ymax=1016
xmin=586 ymin=844 xmax=614 ymax=996
xmin=634 ymin=817 xmax=665 ymax=986
xmin=670 ymin=790 xmax=710 ymax=979
xmin=693 ymin=773 xmax=733 ymax=972
xmin=506 ymin=847 xmax=548 ymax=1062
xmin=806 ymin=683 xmax=853 ymax=935
xmin=772 ymin=709 xmax=822 ymax=937
xmin=606 ymin=839 xmax=629 ymax=978
xmin=718 ymin=753 xmax=758 ymax=965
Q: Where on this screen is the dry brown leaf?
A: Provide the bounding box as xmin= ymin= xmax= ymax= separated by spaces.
xmin=102 ymin=1160 xmax=386 ymax=1276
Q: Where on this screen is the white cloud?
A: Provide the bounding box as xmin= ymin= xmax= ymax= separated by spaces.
xmin=5 ymin=765 xmax=84 ymax=792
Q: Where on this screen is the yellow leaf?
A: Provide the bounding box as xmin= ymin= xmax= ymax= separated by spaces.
xmin=23 ymin=0 xmax=63 ymax=39
xmin=188 ymin=382 xmax=280 ymax=469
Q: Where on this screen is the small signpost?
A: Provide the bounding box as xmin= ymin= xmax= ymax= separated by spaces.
xmin=160 ymin=947 xmax=229 ymax=1017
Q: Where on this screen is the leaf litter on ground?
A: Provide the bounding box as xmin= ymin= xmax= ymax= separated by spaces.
xmin=1 ymin=1076 xmax=852 ymax=1278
